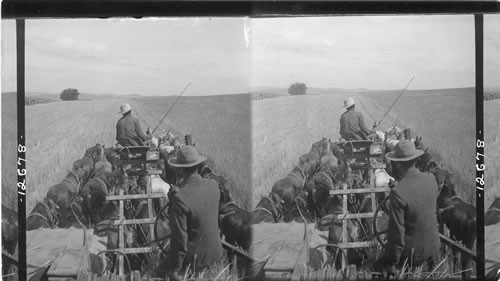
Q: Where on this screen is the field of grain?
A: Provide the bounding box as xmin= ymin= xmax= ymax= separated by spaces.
xmin=484 ymin=100 xmax=500 ymax=212
xmin=1 ymin=92 xmax=18 ymax=211
xmin=361 ymin=88 xmax=476 ymax=204
xmin=252 ymin=88 xmax=475 ymax=206
xmin=25 ymin=94 xmax=251 ymax=211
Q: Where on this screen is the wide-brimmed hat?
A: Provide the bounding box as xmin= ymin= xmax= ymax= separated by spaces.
xmin=386 ymin=139 xmax=424 ymax=162
xmin=168 ymin=145 xmax=207 ymax=168
xmin=342 ymin=97 xmax=355 ymax=108
xmin=118 ymin=103 xmax=132 ymax=114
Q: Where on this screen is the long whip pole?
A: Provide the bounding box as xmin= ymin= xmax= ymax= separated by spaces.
xmin=375 ymin=76 xmax=415 ymax=129
xmin=151 ymin=82 xmax=191 ymax=134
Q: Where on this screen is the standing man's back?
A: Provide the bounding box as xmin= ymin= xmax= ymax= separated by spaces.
xmin=375 ymin=140 xmax=441 ymax=277
xmin=169 ymin=174 xmax=223 ymax=270
xmin=152 ymin=145 xmax=223 ymax=280
xmin=388 ymin=168 xmax=441 ymax=264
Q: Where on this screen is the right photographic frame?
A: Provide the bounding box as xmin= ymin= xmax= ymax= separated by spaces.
xmin=250 ymin=14 xmax=480 ymax=281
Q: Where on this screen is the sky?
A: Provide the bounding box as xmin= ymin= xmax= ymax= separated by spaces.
xmin=1 ymin=18 xmax=250 ymax=96
xmin=485 ymin=14 xmax=500 ymax=89
xmin=251 ymin=15 xmax=480 ymax=90
xmin=1 ymin=15 xmax=499 ymax=95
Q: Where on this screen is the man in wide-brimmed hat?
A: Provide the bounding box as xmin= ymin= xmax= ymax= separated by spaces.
xmin=115 ymin=103 xmax=152 ymax=147
xmin=339 ymin=97 xmax=376 ymax=141
xmin=152 ymin=145 xmax=223 ymax=280
xmin=374 ymin=140 xmax=440 ymax=277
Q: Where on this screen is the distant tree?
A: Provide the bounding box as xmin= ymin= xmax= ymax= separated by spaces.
xmin=60 ymin=88 xmax=80 ymax=101
xmin=288 ymin=83 xmax=307 ymax=96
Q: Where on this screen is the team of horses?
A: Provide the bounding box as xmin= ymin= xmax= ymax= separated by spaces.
xmin=0 ymin=127 xmax=487 ymax=278
xmin=251 ymin=127 xmax=478 ymax=273
xmin=19 ymin=131 xmax=253 ymax=277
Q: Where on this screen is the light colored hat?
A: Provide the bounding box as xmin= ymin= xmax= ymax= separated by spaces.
xmin=385 ymin=139 xmax=424 ymax=162
xmin=168 ymin=145 xmax=207 ymax=168
xmin=343 ymin=97 xmax=355 ymax=108
xmin=118 ymin=103 xmax=132 ymax=114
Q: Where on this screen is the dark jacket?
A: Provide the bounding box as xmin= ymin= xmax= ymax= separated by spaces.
xmin=168 ymin=174 xmax=223 ymax=273
xmin=115 ymin=112 xmax=151 ymax=146
xmin=383 ymin=167 xmax=441 ymax=266
xmin=339 ymin=107 xmax=374 ymax=140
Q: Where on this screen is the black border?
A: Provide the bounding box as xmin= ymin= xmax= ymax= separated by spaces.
xmin=16 ymin=19 xmax=27 ymax=281
xmin=1 ymin=1 xmax=500 ymax=18
xmin=475 ymin=13 xmax=484 ymax=281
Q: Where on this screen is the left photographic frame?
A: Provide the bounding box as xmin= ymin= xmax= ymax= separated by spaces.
xmin=2 ymin=17 xmax=253 ymax=281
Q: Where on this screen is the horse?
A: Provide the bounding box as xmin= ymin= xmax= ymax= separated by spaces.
xmin=26 ymin=199 xmax=59 ymax=230
xmin=218 ymin=179 xmax=252 ymax=250
xmin=437 ymin=182 xmax=476 ymax=276
xmin=159 ymin=141 xmax=184 ymax=185
xmin=282 ymin=195 xmax=314 ymax=223
xmin=305 ymin=155 xmax=342 ymax=218
xmin=2 ymin=204 xmax=18 ymax=257
xmin=80 ymin=164 xmax=116 ymax=227
xmin=414 ymin=136 xmax=424 ymax=150
xmin=485 ymin=197 xmax=500 ymax=226
xmin=414 ymin=149 xmax=437 ymax=173
xmin=251 ymin=193 xmax=284 ymax=224
xmin=2 ymin=204 xmax=18 ymax=277
xmin=83 ymin=144 xmax=105 ymax=167
xmin=217 ymin=180 xmax=252 ymax=279
xmin=272 ymin=155 xmax=318 ymax=219
xmin=45 ymin=159 xmax=89 ymax=222
xmin=310 ymin=138 xmax=332 ymax=160
xmin=104 ymin=147 xmax=121 ymax=172
xmin=57 ymin=195 xmax=87 ymax=228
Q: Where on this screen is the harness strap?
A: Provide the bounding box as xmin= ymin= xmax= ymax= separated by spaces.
xmin=220 ymin=210 xmax=236 ymax=219
xmin=63 ymin=170 xmax=81 ymax=193
xmin=253 ymin=206 xmax=274 ymax=217
xmin=438 ymin=195 xmax=462 ymax=214
xmin=486 ymin=207 xmax=500 ymax=214
xmin=91 ymin=177 xmax=108 ymax=192
xmin=27 ymin=213 xmax=50 ymax=225
xmin=312 ymin=145 xmax=321 ymax=158
xmin=221 ymin=201 xmax=240 ymax=209
xmin=288 ymin=165 xmax=307 ymax=188
xmin=31 ymin=201 xmax=57 ymax=226
xmin=317 ymin=171 xmax=335 ymax=188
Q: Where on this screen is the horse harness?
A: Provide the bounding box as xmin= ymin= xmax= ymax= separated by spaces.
xmin=89 ymin=170 xmax=112 ymax=194
xmin=27 ymin=201 xmax=57 ymax=227
xmin=486 ymin=207 xmax=500 ymax=216
xmin=220 ymin=201 xmax=239 ymax=218
xmin=288 ymin=165 xmax=307 ymax=189
xmin=253 ymin=196 xmax=281 ymax=221
xmin=437 ymin=195 xmax=462 ymax=214
xmin=63 ymin=170 xmax=82 ymax=193
xmin=311 ymin=145 xmax=322 ymax=158
xmin=316 ymin=168 xmax=337 ymax=190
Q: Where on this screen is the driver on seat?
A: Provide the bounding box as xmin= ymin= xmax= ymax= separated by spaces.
xmin=116 ymin=103 xmax=152 ymax=147
xmin=339 ymin=97 xmax=376 ymax=141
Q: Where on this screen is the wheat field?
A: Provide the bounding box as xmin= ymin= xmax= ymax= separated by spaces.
xmin=1 ymin=92 xmax=18 ymax=211
xmin=360 ymin=88 xmax=476 ymax=204
xmin=25 ymin=94 xmax=251 ymax=211
xmin=485 ymin=100 xmax=500 ymax=212
xmin=252 ymin=89 xmax=476 ymax=207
